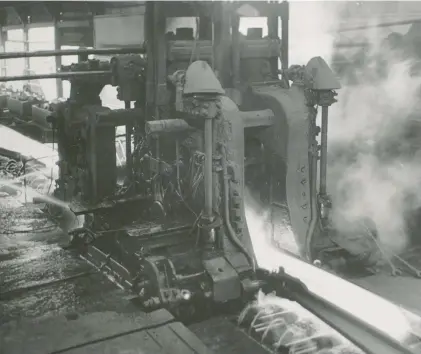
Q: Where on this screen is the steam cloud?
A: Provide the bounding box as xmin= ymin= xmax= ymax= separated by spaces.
xmin=248 ymin=1 xmax=421 ymax=260
xmin=327 ymin=9 xmax=421 ymax=257
xmin=289 ymin=1 xmax=341 ymax=66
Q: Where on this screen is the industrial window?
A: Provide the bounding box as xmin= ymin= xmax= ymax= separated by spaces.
xmin=7 ymin=29 xmax=24 ymax=41
xmin=28 ymin=26 xmax=54 ymax=43
xmin=28 ymin=26 xmax=56 ymax=101
xmin=5 ymin=29 xmax=25 ymax=91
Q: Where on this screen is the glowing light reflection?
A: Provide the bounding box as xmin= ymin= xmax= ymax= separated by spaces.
xmin=246 ymin=205 xmax=415 ymax=343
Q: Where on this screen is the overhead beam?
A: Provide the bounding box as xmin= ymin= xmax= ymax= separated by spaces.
xmin=338 ymin=17 xmax=421 ymax=32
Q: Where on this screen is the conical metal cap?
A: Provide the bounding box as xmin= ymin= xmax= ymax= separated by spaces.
xmin=183 ymin=60 xmax=225 ymax=95
xmin=305 ymin=56 xmax=341 ymax=90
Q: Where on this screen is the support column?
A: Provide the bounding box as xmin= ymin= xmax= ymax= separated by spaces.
xmin=23 ymin=23 xmax=29 ymax=87
xmin=54 ymin=19 xmax=63 ymax=98
xmin=0 ymin=30 xmax=6 ymax=77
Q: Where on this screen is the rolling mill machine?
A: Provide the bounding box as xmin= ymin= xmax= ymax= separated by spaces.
xmin=0 ymin=2 xmax=417 ymax=354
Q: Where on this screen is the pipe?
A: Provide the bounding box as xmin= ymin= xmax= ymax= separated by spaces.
xmin=0 ymin=71 xmax=110 ymax=82
xmin=175 ymin=140 xmax=180 ymax=188
xmin=305 ymin=120 xmax=319 ymax=262
xmin=125 ymin=101 xmax=133 ymax=182
xmin=145 ymin=119 xmax=191 ymax=136
xmin=221 ymin=146 xmax=255 ymax=271
xmin=319 ymin=106 xmax=328 ymax=196
xmin=204 ymin=118 xmax=213 ymax=219
xmin=0 ymin=46 xmax=145 ymax=60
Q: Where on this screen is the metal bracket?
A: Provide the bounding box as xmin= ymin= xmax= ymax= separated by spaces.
xmin=203 ymin=257 xmax=241 ymax=302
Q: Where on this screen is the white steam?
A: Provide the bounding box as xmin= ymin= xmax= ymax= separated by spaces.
xmin=279 ymin=1 xmax=421 ymax=256
xmin=244 ymin=1 xmax=421 ymax=349
xmin=244 ymin=196 xmax=416 ymax=344
xmin=289 ymin=1 xmax=341 ymax=65
xmin=328 ymin=22 xmax=421 ymax=255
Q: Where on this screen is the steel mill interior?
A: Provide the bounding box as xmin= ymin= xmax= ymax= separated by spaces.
xmin=2 ymin=2 xmax=421 ymax=354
